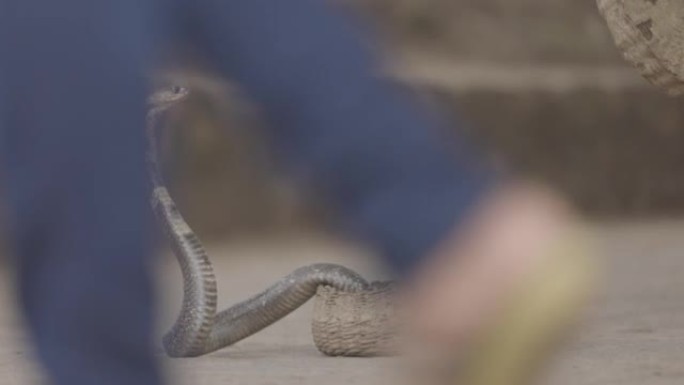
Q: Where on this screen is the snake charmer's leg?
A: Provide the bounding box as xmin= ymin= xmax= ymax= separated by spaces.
xmin=176 ymin=0 xmax=495 ymax=276
xmin=0 ymin=1 xmax=163 ymax=384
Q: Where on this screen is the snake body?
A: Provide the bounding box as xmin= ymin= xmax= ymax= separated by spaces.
xmin=147 ymin=87 xmax=374 ymax=358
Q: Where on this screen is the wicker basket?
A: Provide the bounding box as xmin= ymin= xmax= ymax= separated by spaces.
xmin=312 ymin=282 xmax=399 ymax=357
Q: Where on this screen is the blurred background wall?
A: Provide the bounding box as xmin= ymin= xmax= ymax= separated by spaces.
xmin=161 ymin=0 xmax=684 ymax=241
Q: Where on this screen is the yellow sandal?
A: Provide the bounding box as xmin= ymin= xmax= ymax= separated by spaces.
xmin=457 ymin=231 xmax=599 ymax=385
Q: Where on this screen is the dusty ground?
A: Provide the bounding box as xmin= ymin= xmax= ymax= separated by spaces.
xmin=0 ymin=220 xmax=683 ymax=384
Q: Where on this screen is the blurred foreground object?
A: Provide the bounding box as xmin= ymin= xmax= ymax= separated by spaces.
xmin=598 ymin=0 xmax=684 ymax=95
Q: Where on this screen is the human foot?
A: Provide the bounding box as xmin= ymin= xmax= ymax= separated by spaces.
xmin=402 ymin=182 xmax=597 ymax=384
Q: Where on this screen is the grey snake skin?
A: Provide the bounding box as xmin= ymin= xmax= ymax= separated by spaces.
xmin=147 ymin=86 xmax=380 ymax=358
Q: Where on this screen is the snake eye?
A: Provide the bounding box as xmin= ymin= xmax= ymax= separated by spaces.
xmin=172 ymin=86 xmax=183 ymax=94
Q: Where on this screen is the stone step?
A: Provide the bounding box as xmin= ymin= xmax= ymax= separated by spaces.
xmin=352 ymin=0 xmax=623 ymax=64
xmin=163 ymin=61 xmax=684 ymax=239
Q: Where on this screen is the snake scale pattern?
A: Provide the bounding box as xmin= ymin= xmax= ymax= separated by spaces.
xmin=147 ymin=87 xmax=395 ymax=358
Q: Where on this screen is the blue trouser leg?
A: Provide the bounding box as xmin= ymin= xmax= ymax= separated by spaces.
xmin=0 ymin=1 xmax=163 ymax=384
xmin=179 ymin=0 xmax=494 ymax=275
xmin=0 ymin=0 xmax=493 ymax=383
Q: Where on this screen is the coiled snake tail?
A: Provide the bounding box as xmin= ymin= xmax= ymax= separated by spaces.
xmin=205 ymin=263 xmax=369 ymax=355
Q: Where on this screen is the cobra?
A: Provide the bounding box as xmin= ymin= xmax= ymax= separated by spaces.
xmin=147 ymin=86 xmax=396 ymax=358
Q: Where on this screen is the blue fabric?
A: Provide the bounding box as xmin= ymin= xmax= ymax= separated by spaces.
xmin=178 ymin=0 xmax=493 ymax=274
xmin=0 ymin=2 xmax=162 ymax=385
xmin=0 ymin=1 xmax=493 ymax=384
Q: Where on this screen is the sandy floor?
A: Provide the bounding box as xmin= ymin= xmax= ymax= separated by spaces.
xmin=0 ymin=221 xmax=683 ymax=384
